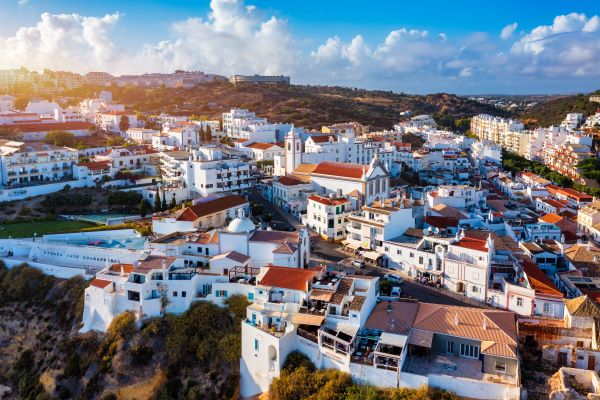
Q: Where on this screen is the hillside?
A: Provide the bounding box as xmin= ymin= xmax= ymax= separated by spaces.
xmin=519 ymin=90 xmax=600 ymax=128
xmin=0 ymin=263 xmax=245 ymax=400
xmin=73 ymin=83 xmax=506 ymax=131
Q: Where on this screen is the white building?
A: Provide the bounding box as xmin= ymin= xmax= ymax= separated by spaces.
xmin=303 ymin=195 xmax=351 ymax=242
xmin=0 ymin=94 xmax=14 ymax=112
xmin=243 ymin=142 xmax=284 ymax=161
xmin=96 ymin=110 xmax=138 ymax=133
xmin=0 ymin=140 xmax=78 ymax=186
xmin=94 ymin=146 xmax=158 ymax=173
xmin=426 ymin=185 xmax=486 ymax=210
xmin=124 ymin=128 xmax=158 ymax=144
xmin=272 ymin=175 xmax=315 ymax=216
xmin=25 ymin=100 xmax=60 ymax=116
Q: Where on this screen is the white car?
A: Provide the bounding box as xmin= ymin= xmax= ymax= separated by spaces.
xmin=384 ymin=273 xmax=403 ymax=285
xmin=391 ymin=286 xmax=401 ymax=297
xmin=352 ymin=259 xmax=366 ymax=269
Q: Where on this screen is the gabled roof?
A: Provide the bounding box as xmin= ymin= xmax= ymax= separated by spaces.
xmin=90 ymin=279 xmax=112 ymax=288
xmin=258 ymin=266 xmax=315 ymax=291
xmin=312 ymin=161 xmax=367 ymax=179
xmin=364 ymin=301 xmax=419 ymax=335
xmin=564 ymin=296 xmax=600 ymax=318
xmin=276 ymin=175 xmax=307 ymax=186
xmin=211 ymin=251 xmax=250 ymax=263
xmin=424 ymin=216 xmax=458 ymax=229
xmin=250 ymin=230 xmax=299 ymax=243
xmin=246 ymin=142 xmax=281 ymax=150
xmin=272 ymin=241 xmax=297 ymax=254
xmin=307 ymin=134 xmax=337 ymax=143
xmin=522 ymin=260 xmax=563 ymax=298
xmin=308 ymin=195 xmax=349 ymax=206
xmin=175 ymin=195 xmax=247 ymax=221
xmin=430 ymin=204 xmax=468 ymax=219
xmin=77 ymin=160 xmax=111 ymax=170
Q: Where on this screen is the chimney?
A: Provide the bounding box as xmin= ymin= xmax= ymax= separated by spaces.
xmin=454 ymin=313 xmax=459 ymax=326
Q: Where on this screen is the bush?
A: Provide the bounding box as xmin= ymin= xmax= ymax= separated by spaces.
xmin=130 ymin=343 xmax=154 ymax=365
xmin=224 ymin=294 xmax=250 ymax=321
xmin=107 ymin=311 xmax=136 ymax=339
xmin=282 ymin=351 xmax=315 ymax=373
xmin=108 ymin=190 xmax=142 ymax=207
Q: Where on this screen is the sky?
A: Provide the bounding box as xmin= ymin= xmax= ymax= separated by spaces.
xmin=1 ymin=0 xmax=600 ymax=94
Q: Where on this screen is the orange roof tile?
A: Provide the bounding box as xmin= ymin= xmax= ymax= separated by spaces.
xmin=175 ymin=195 xmax=247 ymax=222
xmin=522 ymin=260 xmax=563 ymax=298
xmin=312 ymin=161 xmax=367 ymax=179
xmin=308 ymin=195 xmax=349 ymax=206
xmin=276 ymin=175 xmax=307 ymax=186
xmin=90 ymin=278 xmax=112 ymax=288
xmin=259 ymin=266 xmax=314 ymax=291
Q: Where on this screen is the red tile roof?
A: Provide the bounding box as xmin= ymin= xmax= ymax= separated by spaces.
xmin=176 ymin=195 xmax=247 ymax=221
xmin=522 ymin=260 xmax=563 ymax=298
xmin=90 ymin=279 xmax=112 ymax=288
xmin=258 ymin=266 xmax=314 ymax=291
xmin=308 ymin=195 xmax=349 ymax=206
xmin=100 ymin=110 xmax=135 ymax=116
xmin=308 ymin=134 xmax=337 ymax=143
xmin=455 ymin=236 xmax=489 ymax=252
xmin=540 ymin=213 xmax=563 ymax=224
xmin=546 ymin=185 xmax=593 ymax=202
xmin=246 ymin=142 xmax=281 ymax=150
xmin=424 ymin=216 xmax=458 ymax=229
xmin=77 ymin=160 xmax=111 ymax=170
xmin=8 ymin=121 xmax=93 ymax=133
xmin=312 ymin=161 xmax=367 ymax=179
xmin=276 ymin=175 xmax=307 ymax=186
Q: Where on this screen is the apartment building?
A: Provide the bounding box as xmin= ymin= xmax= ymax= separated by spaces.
xmin=578 ymin=201 xmax=600 ymax=241
xmin=0 ymin=140 xmax=78 ymax=186
xmin=426 ymin=185 xmax=486 ymax=210
xmin=272 ymin=175 xmax=315 ymax=216
xmin=124 ymin=128 xmax=158 ymax=144
xmin=243 ymin=142 xmax=284 ymax=161
xmin=541 ymin=141 xmax=593 ymax=181
xmin=96 ymin=110 xmax=138 ymax=132
xmin=303 ymin=195 xmax=351 ymax=242
xmin=222 ymin=108 xmax=267 ymax=138
xmin=471 ymin=114 xmax=524 ymax=144
xmin=346 ymin=197 xmax=416 ymax=254
xmin=0 ymin=95 xmax=14 ymax=112
xmin=94 ymin=146 xmax=158 ymax=172
xmin=186 ymin=147 xmax=251 ymax=197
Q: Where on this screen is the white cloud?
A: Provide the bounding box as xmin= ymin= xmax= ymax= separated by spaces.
xmin=0 ymin=2 xmax=599 ymax=92
xmin=18 ymin=0 xmax=30 ymax=6
xmin=500 ymin=22 xmax=518 ymax=40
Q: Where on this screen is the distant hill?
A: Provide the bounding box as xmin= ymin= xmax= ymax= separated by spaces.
xmin=519 ymin=90 xmax=600 ymax=128
xmin=107 ymin=83 xmax=506 ymax=131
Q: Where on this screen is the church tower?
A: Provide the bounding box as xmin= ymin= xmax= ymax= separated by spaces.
xmin=285 ymin=127 xmax=302 ymax=174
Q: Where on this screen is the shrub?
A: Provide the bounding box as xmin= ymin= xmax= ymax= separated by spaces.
xmin=282 ymin=351 xmax=315 ymax=373
xmin=107 ymin=311 xmax=136 ymax=339
xmin=130 ymin=343 xmax=154 ymax=365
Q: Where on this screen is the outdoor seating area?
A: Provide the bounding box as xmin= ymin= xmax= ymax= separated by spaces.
xmin=350 ymin=336 xmax=379 ymax=365
xmin=319 ymin=324 xmax=357 ymax=356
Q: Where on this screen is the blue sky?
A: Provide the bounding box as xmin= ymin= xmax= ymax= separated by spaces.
xmin=1 ymin=0 xmax=600 ymax=94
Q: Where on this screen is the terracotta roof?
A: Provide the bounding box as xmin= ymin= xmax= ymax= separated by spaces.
xmin=293 ymin=163 xmax=318 ymax=174
xmin=454 ymin=236 xmax=489 ymax=253
xmin=539 ymin=198 xmax=568 ymax=209
xmin=258 ymin=266 xmax=314 ymax=291
xmin=100 ymin=110 xmax=134 ymax=116
xmin=564 ymin=296 xmax=600 ymax=318
xmin=90 ymin=278 xmax=112 ymax=288
xmin=546 ymin=185 xmax=593 ymax=202
xmin=77 ymin=160 xmax=111 ymax=170
xmin=431 ymin=204 xmax=468 ymax=219
xmin=413 ymin=303 xmax=517 ymax=357
xmin=109 ymin=264 xmax=134 ymax=274
xmin=540 ymin=213 xmax=563 ymax=224
xmin=249 ymin=230 xmax=299 ymax=243
xmin=424 ymin=216 xmax=458 ymax=229
xmin=272 ymin=241 xmax=297 ymax=254
xmin=136 ymin=256 xmax=176 ymax=273
xmin=349 ymin=295 xmax=366 ymax=311
xmin=276 ymin=175 xmax=307 ymax=186
xmin=246 ymin=142 xmax=281 ymax=150
xmin=211 ymin=251 xmax=249 ymax=263
xmin=312 ymin=161 xmax=367 ymax=179
xmin=308 ymin=134 xmax=337 ymax=143
xmin=7 ymin=121 xmax=93 ymax=133
xmin=176 ymin=195 xmax=247 ymax=222
xmin=308 ymin=195 xmax=349 ymax=207
xmin=522 ymin=260 xmax=563 ymax=298
xmin=364 ymin=301 xmax=419 ymax=335
xmin=564 ymin=244 xmax=600 ymax=264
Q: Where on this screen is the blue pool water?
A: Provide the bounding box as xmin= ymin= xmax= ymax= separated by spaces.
xmin=47 ymin=236 xmax=147 ymax=250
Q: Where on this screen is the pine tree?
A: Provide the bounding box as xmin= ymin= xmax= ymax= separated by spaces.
xmin=161 ymin=191 xmax=167 ymax=211
xmin=170 ymin=194 xmax=176 ymax=209
xmin=205 ymin=125 xmax=212 ymax=142
xmin=154 ymin=189 xmax=161 ymax=212
xmin=140 ymin=199 xmax=148 ymax=217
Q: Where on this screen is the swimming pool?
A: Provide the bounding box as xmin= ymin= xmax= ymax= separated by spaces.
xmin=61 ymin=214 xmax=139 ymax=225
xmin=46 ymin=235 xmax=148 ymax=250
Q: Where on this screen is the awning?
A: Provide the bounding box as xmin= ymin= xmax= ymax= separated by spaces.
xmin=408 ymin=329 xmax=433 ymax=348
xmin=309 ymin=289 xmax=333 ymax=302
xmin=379 ymin=332 xmax=407 ymax=348
xmin=364 ymin=251 xmax=381 ymax=261
xmin=345 ymin=243 xmax=361 ymax=251
xmin=292 ymin=313 xmax=325 ymax=326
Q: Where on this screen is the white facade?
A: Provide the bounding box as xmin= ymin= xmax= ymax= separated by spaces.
xmin=303 ymin=195 xmax=351 ymax=241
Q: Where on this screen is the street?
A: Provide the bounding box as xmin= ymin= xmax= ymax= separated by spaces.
xmin=248 ymin=187 xmax=478 ymax=308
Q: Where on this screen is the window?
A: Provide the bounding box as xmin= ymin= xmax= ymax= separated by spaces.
xmin=472 ymin=286 xmax=479 ymax=293
xmin=173 ymin=291 xmax=178 ymax=297
xmin=516 ymin=297 xmax=523 ymax=307
xmin=495 ymin=361 xmax=506 ymax=373
xmin=543 ymin=303 xmax=551 ymax=313
xmin=473 ymin=272 xmax=479 ymax=280
xmin=216 ymin=290 xmax=228 ymax=298
xmin=460 ymin=344 xmax=480 ymax=358
xmin=182 ymin=291 xmax=187 ymax=298
xmin=446 ymin=341 xmax=454 ymax=354
xmin=254 ymin=338 xmax=260 ymax=351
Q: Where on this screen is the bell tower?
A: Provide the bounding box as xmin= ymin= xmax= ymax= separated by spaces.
xmin=285 ymin=127 xmax=302 ymax=174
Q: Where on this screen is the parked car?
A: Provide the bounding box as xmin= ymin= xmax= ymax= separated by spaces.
xmin=352 ymin=259 xmax=366 ymax=269
xmin=384 ymin=273 xmax=403 ymax=285
xmin=391 ymin=286 xmax=401 ymax=298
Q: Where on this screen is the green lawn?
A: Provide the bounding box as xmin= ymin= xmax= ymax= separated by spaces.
xmin=0 ymin=220 xmax=99 ymax=239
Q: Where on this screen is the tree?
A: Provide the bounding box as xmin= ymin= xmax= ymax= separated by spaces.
xmin=205 ymin=125 xmax=212 ymax=142
xmin=119 ymin=115 xmax=130 ymax=132
xmin=154 ymin=189 xmax=161 ymax=212
xmin=45 ymin=131 xmax=76 ymax=147
xmin=199 ymin=126 xmax=205 ymax=143
xmin=161 ymin=191 xmax=167 ymax=211
xmin=140 ymin=199 xmax=148 ymax=217
xmin=170 ymin=194 xmax=176 ymax=209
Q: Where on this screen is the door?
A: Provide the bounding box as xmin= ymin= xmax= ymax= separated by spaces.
xmin=558 ymin=352 xmax=568 ymax=366
xmin=588 ymin=355 xmax=596 ymax=371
